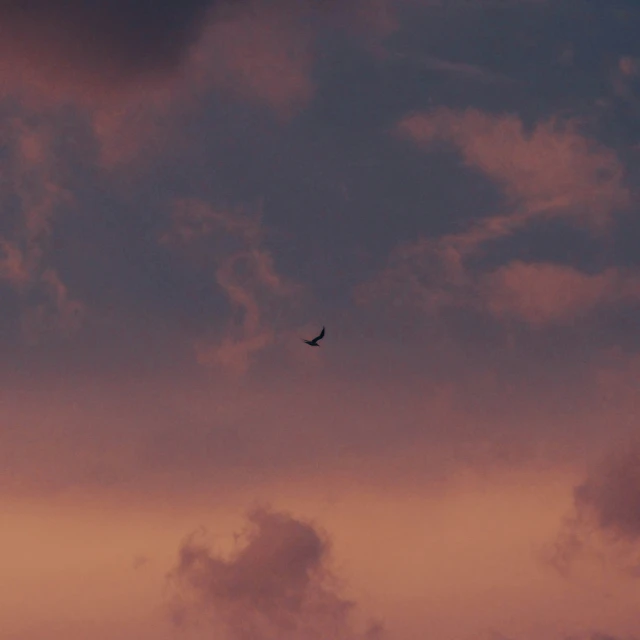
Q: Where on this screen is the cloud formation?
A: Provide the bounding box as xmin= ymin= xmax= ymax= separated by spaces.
xmin=574 ymin=448 xmax=640 ymax=542
xmin=161 ymin=199 xmax=300 ymax=374
xmin=548 ymin=445 xmax=640 ymax=576
xmin=397 ymin=108 xmax=630 ymax=230
xmin=0 ymin=0 xmax=216 ymax=98
xmin=0 ymin=115 xmax=84 ymax=341
xmin=0 ymin=0 xmax=399 ymax=107
xmin=168 ymin=507 xmax=384 ymax=640
xmin=481 ymin=262 xmax=640 ymax=327
xmin=358 ymin=107 xmax=636 ymax=328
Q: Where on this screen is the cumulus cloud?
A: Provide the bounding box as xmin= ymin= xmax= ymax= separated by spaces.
xmin=167 ymin=507 xmax=384 ymax=640
xmin=574 ymin=449 xmax=640 ymax=541
xmin=549 ymin=446 xmax=640 ymax=576
xmin=161 ymin=199 xmax=300 ymax=375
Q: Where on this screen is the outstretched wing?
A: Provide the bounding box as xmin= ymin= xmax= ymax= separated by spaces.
xmin=314 ymin=326 xmax=325 ymax=342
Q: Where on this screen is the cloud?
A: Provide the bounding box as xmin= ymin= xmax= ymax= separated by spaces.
xmin=168 ymin=506 xmax=384 ymax=640
xmin=358 ymin=108 xmax=635 ymax=328
xmin=548 ymin=445 xmax=640 ymax=576
xmin=358 ymin=245 xmax=640 ymax=328
xmin=0 ymin=116 xmax=84 ymax=342
xmin=201 ymin=1 xmax=316 ymax=118
xmin=0 ymin=0 xmax=400 ymax=108
xmin=355 ymin=234 xmax=472 ymax=314
xmin=389 ymin=51 xmax=515 ymax=84
xmin=132 ymin=554 xmax=150 ymax=571
xmin=613 ymin=56 xmax=640 ymax=99
xmin=619 ymin=57 xmax=640 ymax=79
xmin=161 ymin=199 xmax=300 ymax=374
xmin=397 ymin=108 xmax=630 ymax=230
xmin=480 ymin=262 xmax=640 ymax=327
xmin=574 ymin=449 xmax=640 ymax=542
xmin=0 ymin=0 xmax=216 ymax=100
xmin=0 ymin=0 xmax=406 ymax=170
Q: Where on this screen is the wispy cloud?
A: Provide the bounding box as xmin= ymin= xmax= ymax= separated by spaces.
xmin=390 ymin=51 xmax=515 ymax=84
xmin=358 ymin=108 xmax=635 ymax=328
xmin=161 ymin=199 xmax=301 ymax=375
xmin=398 ymin=108 xmax=630 ymax=230
xmin=480 ymin=262 xmax=640 ymax=327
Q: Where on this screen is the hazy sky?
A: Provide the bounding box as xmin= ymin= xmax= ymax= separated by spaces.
xmin=1 ymin=1 xmax=640 ymax=639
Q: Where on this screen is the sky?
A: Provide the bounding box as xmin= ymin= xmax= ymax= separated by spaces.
xmin=1 ymin=1 xmax=640 ymax=639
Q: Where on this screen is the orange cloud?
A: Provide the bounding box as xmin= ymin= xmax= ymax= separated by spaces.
xmin=398 ymin=108 xmax=630 ymax=230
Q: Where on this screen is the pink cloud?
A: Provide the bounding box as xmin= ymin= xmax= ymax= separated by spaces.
xmin=574 ymin=449 xmax=640 ymax=542
xmin=359 ymin=108 xmax=635 ymax=326
xmin=0 ymin=117 xmax=84 ymax=342
xmin=619 ymin=56 xmax=640 ymax=78
xmin=481 ymin=262 xmax=640 ymax=327
xmin=398 ymin=108 xmax=630 ymax=230
xmin=86 ymin=2 xmax=318 ymax=168
xmin=201 ymin=1 xmax=316 ymax=118
xmin=162 ymin=199 xmax=301 ymax=375
xmin=168 ymin=506 xmax=384 ymax=640
xmin=0 ymin=0 xmax=403 ymax=169
xmin=548 ymin=443 xmax=640 ymax=578
xmin=359 ymin=251 xmax=640 ymax=328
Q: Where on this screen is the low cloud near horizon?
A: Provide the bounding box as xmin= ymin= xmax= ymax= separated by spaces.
xmin=168 ymin=506 xmax=384 ymax=640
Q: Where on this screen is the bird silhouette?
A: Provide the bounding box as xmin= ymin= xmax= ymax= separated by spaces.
xmin=303 ymin=326 xmax=325 ymax=347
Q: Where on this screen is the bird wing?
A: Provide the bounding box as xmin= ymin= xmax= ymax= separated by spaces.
xmin=314 ymin=326 xmax=325 ymax=341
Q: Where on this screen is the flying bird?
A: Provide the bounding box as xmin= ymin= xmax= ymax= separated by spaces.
xmin=303 ymin=326 xmax=325 ymax=347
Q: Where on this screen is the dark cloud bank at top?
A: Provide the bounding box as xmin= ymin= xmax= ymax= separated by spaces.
xmin=0 ymin=0 xmax=362 ymax=100
xmin=0 ymin=0 xmax=244 ymax=90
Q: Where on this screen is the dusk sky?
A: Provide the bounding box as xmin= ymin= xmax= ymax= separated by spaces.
xmin=2 ymin=1 xmax=640 ymax=639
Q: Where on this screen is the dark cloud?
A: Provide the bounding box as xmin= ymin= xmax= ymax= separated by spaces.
xmin=547 ymin=446 xmax=640 ymax=575
xmin=574 ymin=448 xmax=640 ymax=540
xmin=168 ymin=507 xmax=384 ymax=640
xmin=0 ymin=0 xmax=385 ymax=97
xmin=0 ymin=0 xmax=222 ymax=87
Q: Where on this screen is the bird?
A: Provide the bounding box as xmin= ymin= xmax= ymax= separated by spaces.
xmin=303 ymin=326 xmax=325 ymax=347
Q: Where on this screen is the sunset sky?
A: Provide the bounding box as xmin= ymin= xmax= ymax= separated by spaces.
xmin=1 ymin=1 xmax=640 ymax=639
